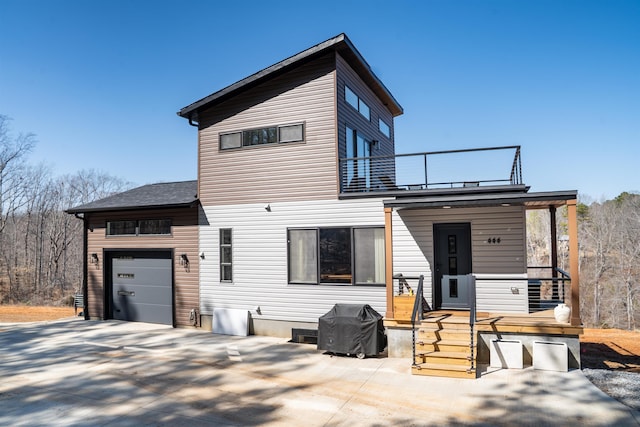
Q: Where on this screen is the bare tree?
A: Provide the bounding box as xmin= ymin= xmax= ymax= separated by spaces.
xmin=0 ymin=116 xmax=131 ymax=304
xmin=612 ymin=194 xmax=640 ymax=329
xmin=0 ymin=115 xmax=36 ymax=235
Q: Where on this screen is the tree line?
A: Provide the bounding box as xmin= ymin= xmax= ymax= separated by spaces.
xmin=527 ymin=193 xmax=640 ymax=330
xmin=1 ymin=116 xmax=638 ymax=330
xmin=0 ymin=115 xmax=128 ymax=304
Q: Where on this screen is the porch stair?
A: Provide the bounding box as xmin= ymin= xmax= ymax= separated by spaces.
xmin=411 ymin=313 xmax=478 ymax=379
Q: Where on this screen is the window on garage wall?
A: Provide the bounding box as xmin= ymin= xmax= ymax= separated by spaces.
xmin=106 ymin=219 xmax=171 ymax=236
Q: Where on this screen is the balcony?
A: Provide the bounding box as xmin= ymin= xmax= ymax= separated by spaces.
xmin=339 ymin=145 xmax=523 ymax=196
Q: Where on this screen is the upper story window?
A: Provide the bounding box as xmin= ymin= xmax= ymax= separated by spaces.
xmin=378 ymin=118 xmax=390 ymax=138
xmin=345 ymin=85 xmax=370 ymax=121
xmin=220 ymin=123 xmax=304 ymax=150
xmin=106 ymin=219 xmax=171 ymax=236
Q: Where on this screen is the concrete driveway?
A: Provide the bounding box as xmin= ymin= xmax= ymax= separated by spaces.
xmin=0 ymin=318 xmax=638 ymax=427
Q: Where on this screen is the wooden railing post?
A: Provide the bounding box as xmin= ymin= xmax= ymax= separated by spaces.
xmin=567 ymin=200 xmax=581 ymax=326
xmin=385 ymin=207 xmax=394 ymax=319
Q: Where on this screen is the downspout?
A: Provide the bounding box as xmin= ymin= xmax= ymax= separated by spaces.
xmin=188 ymin=115 xmax=199 ymax=128
xmin=74 ymin=212 xmax=89 ymax=320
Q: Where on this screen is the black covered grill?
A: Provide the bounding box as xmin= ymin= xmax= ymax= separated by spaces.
xmin=317 ymin=304 xmax=386 ymax=358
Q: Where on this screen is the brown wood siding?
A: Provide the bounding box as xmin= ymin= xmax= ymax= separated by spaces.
xmin=197 ymin=53 xmax=338 ymax=206
xmin=336 ymin=53 xmax=397 ymax=189
xmin=85 ymin=207 xmax=199 ymax=327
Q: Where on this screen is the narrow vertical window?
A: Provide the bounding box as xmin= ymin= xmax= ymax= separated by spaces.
xmin=220 ymin=228 xmax=232 ymax=282
xmin=378 ymin=119 xmax=390 ymax=138
xmin=354 ymin=228 xmax=385 ymax=284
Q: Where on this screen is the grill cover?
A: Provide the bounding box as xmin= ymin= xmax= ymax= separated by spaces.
xmin=317 ymin=304 xmax=386 ymax=357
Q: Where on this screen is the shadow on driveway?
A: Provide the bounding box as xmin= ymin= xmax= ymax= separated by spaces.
xmin=1 ymin=319 xmax=638 ymax=426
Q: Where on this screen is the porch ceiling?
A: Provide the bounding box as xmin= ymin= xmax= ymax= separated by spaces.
xmin=383 ymin=190 xmax=577 ymax=210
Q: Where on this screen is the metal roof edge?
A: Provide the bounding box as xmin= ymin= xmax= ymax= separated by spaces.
xmin=383 ymin=189 xmax=578 ymax=209
xmin=66 ymin=200 xmax=199 ymax=215
xmin=177 ymin=33 xmax=403 ymax=119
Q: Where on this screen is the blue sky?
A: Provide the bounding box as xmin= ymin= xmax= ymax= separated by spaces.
xmin=1 ymin=0 xmax=638 ymax=200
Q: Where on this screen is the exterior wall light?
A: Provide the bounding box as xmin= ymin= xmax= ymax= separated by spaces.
xmin=90 ymin=253 xmax=99 ymax=265
xmin=180 ymin=253 xmax=189 ymax=266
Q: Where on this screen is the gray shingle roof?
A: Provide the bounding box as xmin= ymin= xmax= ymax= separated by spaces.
xmin=66 ymin=180 xmax=198 ymax=213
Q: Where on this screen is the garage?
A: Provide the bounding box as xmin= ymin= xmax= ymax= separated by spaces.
xmin=66 ymin=180 xmax=199 ymax=327
xmin=109 ymin=251 xmax=173 ymax=325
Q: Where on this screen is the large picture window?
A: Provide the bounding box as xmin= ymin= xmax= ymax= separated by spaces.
xmin=287 ymin=226 xmax=385 ymax=285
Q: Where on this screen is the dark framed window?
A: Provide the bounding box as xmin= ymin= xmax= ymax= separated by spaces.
xmin=345 ymin=85 xmax=370 ymax=121
xmin=220 ymin=123 xmax=304 ymax=150
xmin=288 ymin=229 xmax=318 ymax=284
xmin=319 ymin=228 xmax=352 ymax=284
xmin=220 ymin=228 xmax=233 ymax=282
xmin=353 ymin=228 xmax=386 ymax=284
xmin=287 ymin=226 xmax=385 ymax=285
xmin=345 ymin=126 xmax=373 ymax=190
xmin=139 ymin=219 xmax=172 ymax=235
xmin=106 ymin=219 xmax=171 ymax=236
xmin=106 ymin=220 xmax=137 ymax=236
xmin=378 ymin=118 xmax=390 ymax=138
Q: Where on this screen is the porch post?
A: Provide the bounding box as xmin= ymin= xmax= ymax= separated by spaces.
xmin=549 ymin=206 xmax=559 ymax=300
xmin=385 ymin=207 xmax=394 ymax=319
xmin=567 ymin=200 xmax=581 ymax=326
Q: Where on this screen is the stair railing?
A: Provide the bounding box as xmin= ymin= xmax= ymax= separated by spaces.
xmin=410 ymin=275 xmax=425 ymax=368
xmin=468 ymin=274 xmax=477 ymax=373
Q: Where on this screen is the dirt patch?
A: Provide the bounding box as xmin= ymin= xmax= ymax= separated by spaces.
xmin=580 ymin=328 xmax=640 ymax=411
xmin=0 ymin=305 xmax=76 ymax=322
xmin=581 ymin=328 xmax=640 ymax=372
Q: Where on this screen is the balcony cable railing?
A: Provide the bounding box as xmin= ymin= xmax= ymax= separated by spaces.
xmin=340 ymin=145 xmax=522 ymax=193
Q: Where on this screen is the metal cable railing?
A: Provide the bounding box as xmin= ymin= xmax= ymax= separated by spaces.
xmin=339 ymin=145 xmax=522 ymax=193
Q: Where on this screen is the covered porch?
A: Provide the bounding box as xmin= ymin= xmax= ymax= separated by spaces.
xmin=380 ymin=190 xmax=582 ymax=378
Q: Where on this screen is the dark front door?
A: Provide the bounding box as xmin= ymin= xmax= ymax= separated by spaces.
xmin=434 ymin=223 xmax=472 ymax=309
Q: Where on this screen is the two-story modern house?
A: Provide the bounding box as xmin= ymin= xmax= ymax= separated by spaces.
xmin=69 ymin=33 xmax=583 ymax=378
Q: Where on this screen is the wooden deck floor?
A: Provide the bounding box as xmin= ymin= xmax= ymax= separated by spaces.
xmin=388 ymin=309 xmax=583 ymax=336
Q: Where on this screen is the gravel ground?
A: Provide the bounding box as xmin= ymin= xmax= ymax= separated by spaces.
xmin=582 ymin=368 xmax=640 ymax=411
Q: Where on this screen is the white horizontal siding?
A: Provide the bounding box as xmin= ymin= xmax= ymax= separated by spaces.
xmin=391 ymin=210 xmax=433 ymax=307
xmin=474 ymin=274 xmax=528 ymax=313
xmin=393 ymin=205 xmax=528 ymax=313
xmin=199 ymin=198 xmax=388 ymax=322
